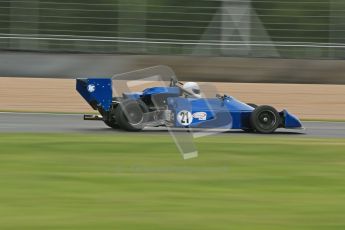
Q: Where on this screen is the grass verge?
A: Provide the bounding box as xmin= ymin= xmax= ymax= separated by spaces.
xmin=0 ymin=134 xmax=345 ymax=230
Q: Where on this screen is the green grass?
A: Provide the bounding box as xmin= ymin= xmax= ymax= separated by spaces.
xmin=0 ymin=134 xmax=345 ymax=230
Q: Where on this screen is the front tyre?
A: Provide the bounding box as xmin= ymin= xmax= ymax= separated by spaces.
xmin=115 ymin=99 xmax=148 ymax=131
xmin=250 ymin=105 xmax=280 ymax=134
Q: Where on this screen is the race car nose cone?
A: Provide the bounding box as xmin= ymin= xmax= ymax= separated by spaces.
xmin=283 ymin=110 xmax=303 ymax=129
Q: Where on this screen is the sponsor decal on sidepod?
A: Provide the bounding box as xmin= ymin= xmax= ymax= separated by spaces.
xmin=193 ymin=112 xmax=207 ymax=121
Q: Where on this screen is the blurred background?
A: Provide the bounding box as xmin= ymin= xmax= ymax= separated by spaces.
xmin=0 ymin=0 xmax=345 ymax=83
xmin=1 ymin=0 xmax=345 ymax=57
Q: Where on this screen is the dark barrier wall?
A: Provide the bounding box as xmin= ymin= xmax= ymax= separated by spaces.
xmin=1 ymin=52 xmax=344 ymax=84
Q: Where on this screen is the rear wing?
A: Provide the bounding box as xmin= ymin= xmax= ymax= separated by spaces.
xmin=76 ymin=78 xmax=112 ymax=111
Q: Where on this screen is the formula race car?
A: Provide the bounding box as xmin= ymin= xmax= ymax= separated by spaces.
xmin=76 ymin=66 xmax=303 ymax=134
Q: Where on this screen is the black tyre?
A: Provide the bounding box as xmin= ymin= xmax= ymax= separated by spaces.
xmin=115 ymin=100 xmax=148 ymax=131
xmin=103 ymin=119 xmax=119 ymax=129
xmin=250 ymin=105 xmax=280 ymax=134
xmin=98 ymin=108 xmax=119 ymax=129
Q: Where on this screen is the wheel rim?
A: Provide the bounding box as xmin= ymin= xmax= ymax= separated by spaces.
xmin=257 ymin=110 xmax=277 ymax=130
xmin=124 ymin=104 xmax=143 ymax=125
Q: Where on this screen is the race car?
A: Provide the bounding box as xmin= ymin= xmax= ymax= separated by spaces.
xmin=76 ymin=66 xmax=303 ymax=134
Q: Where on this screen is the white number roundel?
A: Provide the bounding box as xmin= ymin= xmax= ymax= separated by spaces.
xmin=177 ymin=110 xmax=193 ymax=126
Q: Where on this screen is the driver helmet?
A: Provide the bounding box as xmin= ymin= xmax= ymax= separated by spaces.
xmin=183 ymin=82 xmax=201 ymax=95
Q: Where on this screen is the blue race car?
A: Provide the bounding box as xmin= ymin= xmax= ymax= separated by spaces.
xmin=76 ymin=67 xmax=303 ymax=134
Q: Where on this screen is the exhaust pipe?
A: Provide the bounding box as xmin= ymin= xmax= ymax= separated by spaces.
xmin=84 ymin=114 xmax=103 ymax=121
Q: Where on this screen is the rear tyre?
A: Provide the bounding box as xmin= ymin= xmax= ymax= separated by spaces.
xmin=250 ymin=105 xmax=280 ymax=134
xmin=103 ymin=119 xmax=119 ymax=129
xmin=99 ymin=108 xmax=119 ymax=129
xmin=115 ymin=99 xmax=148 ymax=131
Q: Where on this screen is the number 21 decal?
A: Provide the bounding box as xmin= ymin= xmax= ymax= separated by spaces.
xmin=177 ymin=110 xmax=193 ymax=126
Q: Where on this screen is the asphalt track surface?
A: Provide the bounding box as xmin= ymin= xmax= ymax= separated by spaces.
xmin=0 ymin=112 xmax=344 ymax=138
